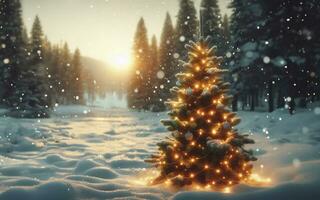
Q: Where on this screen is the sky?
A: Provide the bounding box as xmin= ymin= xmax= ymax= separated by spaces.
xmin=21 ymin=0 xmax=231 ymax=68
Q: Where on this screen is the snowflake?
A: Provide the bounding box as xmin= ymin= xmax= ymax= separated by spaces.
xmin=3 ymin=58 xmax=10 ymax=64
xmin=314 ymin=107 xmax=320 ymax=115
xmin=173 ymin=53 xmax=180 ymax=59
xmin=156 ymin=71 xmax=165 ymax=79
xmin=263 ymin=56 xmax=270 ymax=64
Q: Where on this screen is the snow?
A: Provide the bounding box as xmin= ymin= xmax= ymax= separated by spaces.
xmin=0 ymin=103 xmax=320 ymax=200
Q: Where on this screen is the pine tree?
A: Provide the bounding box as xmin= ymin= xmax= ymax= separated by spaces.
xmin=70 ymin=48 xmax=84 ymax=104
xmin=149 ymin=35 xmax=160 ymax=111
xmin=264 ymin=0 xmax=320 ymax=113
xmin=60 ymin=42 xmax=71 ymax=104
xmin=128 ymin=18 xmax=150 ymax=110
xmin=158 ymin=13 xmax=176 ymax=111
xmin=48 ymin=44 xmax=62 ymax=105
xmin=10 ymin=16 xmax=50 ymax=118
xmin=0 ymin=0 xmax=25 ymax=105
xmin=229 ymin=0 xmax=266 ymax=112
xmin=175 ymin=0 xmax=198 ymax=62
xmin=30 ymin=15 xmax=43 ymax=64
xmin=147 ymin=37 xmax=256 ymax=188
xmin=200 ymin=0 xmax=223 ymax=56
xmin=221 ymin=14 xmax=231 ymax=58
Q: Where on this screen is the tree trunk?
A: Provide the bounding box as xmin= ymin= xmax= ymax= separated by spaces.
xmin=288 ymin=96 xmax=295 ymax=115
xmin=232 ymin=93 xmax=238 ymax=112
xmin=250 ymin=94 xmax=255 ymax=111
xmin=277 ymin=88 xmax=285 ymax=108
xmin=267 ymin=80 xmax=274 ymax=112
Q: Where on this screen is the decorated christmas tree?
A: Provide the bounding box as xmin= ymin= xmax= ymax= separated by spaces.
xmin=146 ymin=37 xmax=257 ymax=188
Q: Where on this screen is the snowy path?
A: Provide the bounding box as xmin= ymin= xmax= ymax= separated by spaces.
xmin=0 ymin=106 xmax=320 ymax=200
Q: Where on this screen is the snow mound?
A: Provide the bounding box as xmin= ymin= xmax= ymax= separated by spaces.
xmin=84 ymin=167 xmax=118 ymax=179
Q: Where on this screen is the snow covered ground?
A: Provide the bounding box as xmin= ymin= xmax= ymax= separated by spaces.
xmin=0 ymin=104 xmax=320 ymax=200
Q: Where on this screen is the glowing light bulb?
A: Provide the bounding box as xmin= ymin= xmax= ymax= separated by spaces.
xmin=216 ymin=169 xmax=221 ymax=173
xmin=204 ymin=165 xmax=209 ymax=169
xmin=190 ymin=173 xmax=195 ymax=178
xmin=224 ymin=187 xmax=231 ymax=193
xmin=212 ymin=129 xmax=217 ymax=135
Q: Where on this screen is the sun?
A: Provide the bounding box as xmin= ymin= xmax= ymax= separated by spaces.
xmin=109 ymin=53 xmax=131 ymax=70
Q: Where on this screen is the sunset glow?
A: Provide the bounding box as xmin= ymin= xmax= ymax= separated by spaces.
xmin=108 ymin=53 xmax=131 ymax=70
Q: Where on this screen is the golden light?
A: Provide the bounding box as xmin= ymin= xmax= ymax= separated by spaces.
xmin=248 ymin=173 xmax=272 ymax=186
xmin=108 ymin=53 xmax=131 ymax=70
xmin=223 ymin=187 xmax=231 ymax=193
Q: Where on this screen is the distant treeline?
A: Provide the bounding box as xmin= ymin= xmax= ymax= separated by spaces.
xmin=0 ymin=0 xmax=96 ymax=117
xmin=128 ymin=0 xmax=320 ymax=114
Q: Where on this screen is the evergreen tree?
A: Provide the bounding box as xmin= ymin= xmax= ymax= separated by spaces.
xmin=60 ymin=42 xmax=71 ymax=104
xmin=70 ymin=48 xmax=84 ymax=104
xmin=48 ymin=44 xmax=62 ymax=105
xmin=229 ymin=0 xmax=267 ymax=112
xmin=147 ymin=37 xmax=256 ymax=188
xmin=200 ymin=0 xmax=223 ymax=56
xmin=263 ymin=0 xmax=320 ymax=113
xmin=158 ymin=13 xmax=176 ymax=111
xmin=128 ymin=18 xmax=150 ymax=110
xmin=10 ymin=16 xmax=50 ymax=118
xmin=0 ymin=0 xmax=25 ymax=105
xmin=30 ymin=15 xmax=43 ymax=64
xmin=149 ymin=35 xmax=160 ymax=111
xmin=221 ymin=14 xmax=231 ymax=57
xmin=175 ymin=0 xmax=198 ymax=62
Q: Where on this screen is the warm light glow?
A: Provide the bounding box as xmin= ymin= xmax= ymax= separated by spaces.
xmin=248 ymin=173 xmax=272 ymax=186
xmin=224 ymin=187 xmax=231 ymax=193
xmin=108 ymin=53 xmax=131 ymax=70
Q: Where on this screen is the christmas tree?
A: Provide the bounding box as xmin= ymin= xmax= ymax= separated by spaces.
xmin=146 ymin=37 xmax=257 ymax=188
